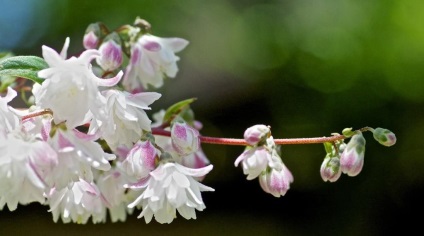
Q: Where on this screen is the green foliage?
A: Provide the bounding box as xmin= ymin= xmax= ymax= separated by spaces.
xmin=342 ymin=127 xmax=355 ymax=138
xmin=163 ymin=98 xmax=197 ymax=125
xmin=323 ymin=142 xmax=333 ymax=154
xmin=0 ymin=56 xmax=48 ymax=84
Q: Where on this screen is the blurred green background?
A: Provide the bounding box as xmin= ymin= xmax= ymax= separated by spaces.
xmin=1 ymin=0 xmax=423 ymax=235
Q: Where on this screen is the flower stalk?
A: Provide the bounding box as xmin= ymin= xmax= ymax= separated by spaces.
xmin=151 ymin=127 xmax=374 ymax=146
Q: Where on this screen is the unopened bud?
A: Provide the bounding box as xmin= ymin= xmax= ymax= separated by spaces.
xmin=121 ymin=140 xmax=157 ymax=180
xmin=244 ymin=124 xmax=270 ymax=146
xmin=83 ymin=31 xmax=99 ymax=50
xmin=259 ymin=163 xmax=293 ymax=198
xmin=96 ymin=33 xmax=123 ymax=71
xmin=134 ymin=17 xmax=151 ymax=33
xmin=83 ymin=22 xmax=109 ymax=50
xmin=373 ymin=127 xmax=396 ymax=147
xmin=320 ymin=154 xmax=341 ymax=182
xmin=171 ymin=121 xmax=200 ymax=156
xmin=340 ymin=133 xmax=366 ymax=177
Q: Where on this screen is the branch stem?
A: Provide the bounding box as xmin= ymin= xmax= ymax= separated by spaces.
xmin=21 ymin=109 xmax=53 ymax=120
xmin=151 ymin=127 xmax=373 ymax=146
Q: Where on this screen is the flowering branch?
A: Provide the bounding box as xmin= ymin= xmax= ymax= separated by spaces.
xmin=0 ymin=17 xmax=397 ymax=225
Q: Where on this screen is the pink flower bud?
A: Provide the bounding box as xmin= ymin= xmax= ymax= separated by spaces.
xmin=83 ymin=31 xmax=99 ymax=50
xmin=121 ymin=140 xmax=157 ymax=180
xmin=372 ymin=128 xmax=396 ymax=147
xmin=96 ymin=38 xmax=123 ymax=71
xmin=193 ymin=120 xmax=203 ymax=130
xmin=320 ymin=155 xmax=341 ymax=182
xmin=244 ymin=125 xmax=270 ymax=146
xmin=171 ymin=122 xmax=200 ymax=156
xmin=259 ymin=163 xmax=293 ymax=198
xmin=340 ymin=133 xmax=366 ymax=176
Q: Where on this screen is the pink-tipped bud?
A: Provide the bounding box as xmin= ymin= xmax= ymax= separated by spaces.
xmin=121 ymin=140 xmax=157 ymax=180
xmin=373 ymin=127 xmax=396 ymax=147
xmin=259 ymin=163 xmax=293 ymax=198
xmin=97 ymin=40 xmax=123 ymax=71
xmin=96 ymin=33 xmax=123 ymax=71
xmin=171 ymin=121 xmax=200 ymax=156
xmin=83 ymin=31 xmax=99 ymax=50
xmin=320 ymin=154 xmax=341 ymax=182
xmin=340 ymin=133 xmax=366 ymax=177
xmin=244 ymin=124 xmax=270 ymax=146
xmin=83 ymin=22 xmax=107 ymax=50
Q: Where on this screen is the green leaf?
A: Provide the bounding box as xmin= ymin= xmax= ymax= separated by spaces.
xmin=323 ymin=142 xmax=333 ymax=154
xmin=163 ymin=98 xmax=197 ymax=124
xmin=0 ymin=56 xmax=48 ymax=84
xmin=342 ymin=127 xmax=355 ymax=138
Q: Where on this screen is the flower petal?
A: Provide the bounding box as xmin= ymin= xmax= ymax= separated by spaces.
xmin=95 ymin=70 xmax=123 ymax=87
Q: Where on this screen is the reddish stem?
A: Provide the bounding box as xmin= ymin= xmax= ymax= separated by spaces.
xmin=151 ymin=128 xmax=348 ymax=146
xmin=21 ymin=109 xmax=53 ymax=120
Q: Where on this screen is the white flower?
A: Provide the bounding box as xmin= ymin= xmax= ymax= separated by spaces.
xmin=123 ymin=34 xmax=189 ymax=91
xmin=0 ymin=129 xmax=57 ymax=211
xmin=33 ymin=37 xmax=123 ymax=128
xmin=20 ymin=112 xmax=52 ymax=142
xmin=181 ymin=149 xmax=210 ymax=182
xmin=47 ymin=129 xmax=115 ymax=189
xmin=151 ymin=109 xmax=166 ymax=128
xmin=234 ymin=146 xmax=270 ymax=180
xmin=89 ymin=89 xmax=161 ymax=150
xmin=127 ymin=162 xmax=214 ymax=224
xmin=47 ymin=179 xmax=106 ymax=224
xmin=235 ymin=134 xmax=295 ymax=197
xmin=0 ymin=87 xmax=19 ymax=134
xmin=97 ymin=168 xmax=132 ymax=222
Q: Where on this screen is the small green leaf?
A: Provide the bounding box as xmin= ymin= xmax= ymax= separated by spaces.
xmin=0 ymin=56 xmax=48 ymax=84
xmin=163 ymin=98 xmax=197 ymax=124
xmin=342 ymin=127 xmax=355 ymax=138
xmin=180 ymin=107 xmax=195 ymax=125
xmin=323 ymin=142 xmax=333 ymax=154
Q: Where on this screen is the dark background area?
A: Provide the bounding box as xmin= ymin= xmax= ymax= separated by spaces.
xmin=1 ymin=0 xmax=423 ymax=235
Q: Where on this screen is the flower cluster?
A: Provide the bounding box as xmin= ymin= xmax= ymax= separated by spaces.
xmin=319 ymin=127 xmax=396 ymax=183
xmin=0 ymin=17 xmax=397 ymax=224
xmin=235 ymin=125 xmax=293 ymax=197
xmin=0 ymin=18 xmax=212 ymax=224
